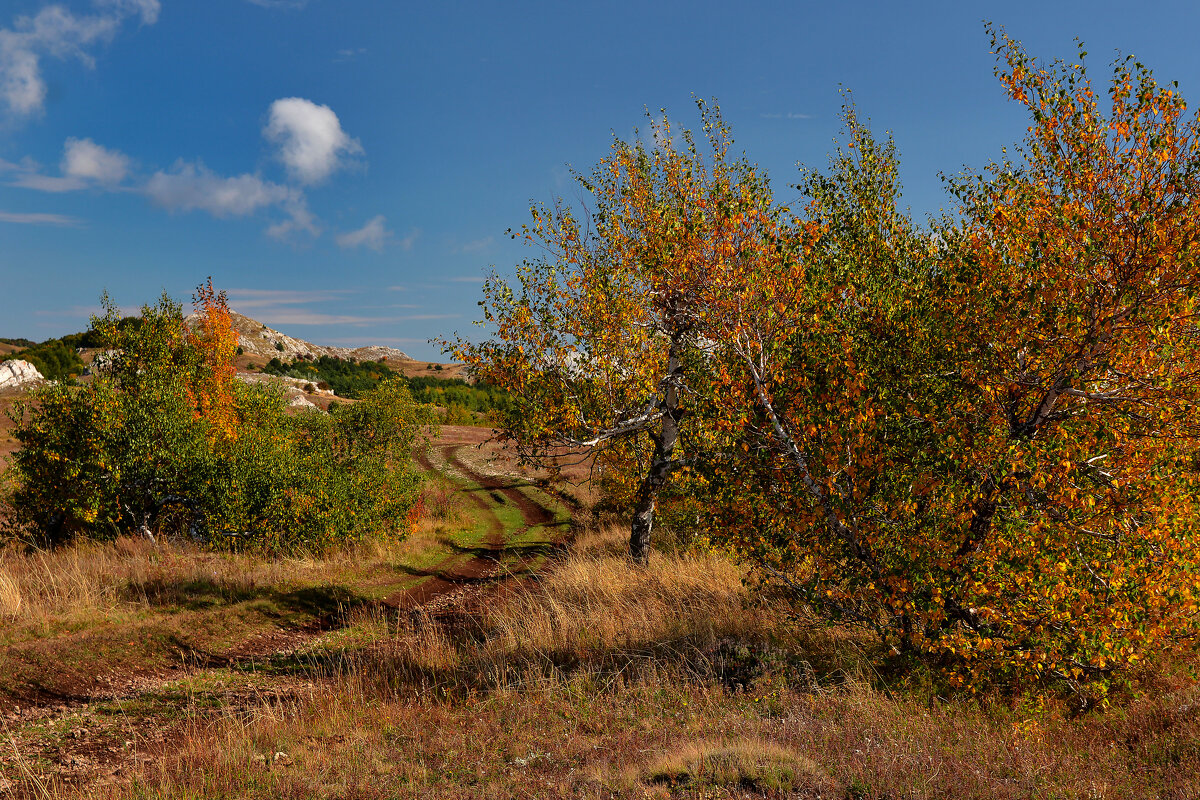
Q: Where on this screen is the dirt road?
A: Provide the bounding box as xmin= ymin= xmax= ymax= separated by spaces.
xmin=0 ymin=426 xmax=572 ymax=794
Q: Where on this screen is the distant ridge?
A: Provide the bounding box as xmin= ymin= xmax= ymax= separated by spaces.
xmin=190 ymin=310 xmax=413 ymax=363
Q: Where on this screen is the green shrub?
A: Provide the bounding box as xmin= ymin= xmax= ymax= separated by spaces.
xmin=6 ymin=291 xmax=430 ymax=553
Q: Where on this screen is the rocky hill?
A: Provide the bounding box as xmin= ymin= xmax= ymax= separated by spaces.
xmin=216 ymin=311 xmax=466 ymax=381
xmin=222 ymin=312 xmax=412 ymax=362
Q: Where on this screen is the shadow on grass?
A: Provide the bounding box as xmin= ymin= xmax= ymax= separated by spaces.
xmin=458 ymin=478 xmax=538 ymax=494
xmin=123 ymin=578 xmax=368 ymax=619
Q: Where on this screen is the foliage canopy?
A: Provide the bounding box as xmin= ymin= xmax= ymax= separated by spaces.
xmin=458 ymin=33 xmax=1200 ymax=694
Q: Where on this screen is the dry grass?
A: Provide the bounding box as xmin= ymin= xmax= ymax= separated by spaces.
xmin=0 ymin=535 xmax=411 ymax=643
xmin=485 ymin=524 xmax=749 ymax=657
xmin=0 ymin=567 xmax=21 ymax=617
xmin=629 ymin=738 xmax=836 ymax=797
xmin=332 ymin=523 xmax=788 ymax=696
xmin=4 ymin=517 xmax=1197 ymax=798
xmin=57 ymin=523 xmax=1198 ymax=799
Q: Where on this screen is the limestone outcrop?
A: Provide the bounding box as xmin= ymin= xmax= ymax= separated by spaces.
xmin=0 ymin=359 xmax=44 ymax=390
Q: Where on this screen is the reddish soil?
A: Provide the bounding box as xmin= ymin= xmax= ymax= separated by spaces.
xmin=0 ymin=390 xmax=25 ymax=468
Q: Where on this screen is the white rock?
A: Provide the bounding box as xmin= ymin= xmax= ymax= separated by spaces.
xmin=237 ymin=373 xmax=336 ymax=396
xmin=0 ymin=359 xmax=44 ymax=390
xmin=288 ymin=394 xmax=318 ymax=409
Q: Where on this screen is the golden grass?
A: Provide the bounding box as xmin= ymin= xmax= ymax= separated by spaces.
xmin=4 ymin=513 xmax=1198 ymax=799
xmin=630 ymin=738 xmax=835 ymax=796
xmin=0 ymin=567 xmax=20 ymax=617
xmin=0 ymin=534 xmax=410 ymax=639
xmin=33 ymin=519 xmax=1200 ymax=799
xmin=484 ymin=524 xmax=750 ymax=659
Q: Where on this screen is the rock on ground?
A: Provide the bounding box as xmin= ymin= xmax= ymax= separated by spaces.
xmin=0 ymin=360 xmax=44 ymax=390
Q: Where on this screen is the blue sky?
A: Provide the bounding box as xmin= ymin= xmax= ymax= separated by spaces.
xmin=2 ymin=0 xmax=1199 ymax=360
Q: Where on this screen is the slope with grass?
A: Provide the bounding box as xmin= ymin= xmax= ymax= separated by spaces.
xmin=0 ymin=425 xmax=571 ymax=794
xmin=3 ymin=427 xmax=1199 ymax=798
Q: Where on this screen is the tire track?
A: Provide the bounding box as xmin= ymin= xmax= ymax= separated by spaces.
xmin=1 ymin=433 xmax=573 ymax=793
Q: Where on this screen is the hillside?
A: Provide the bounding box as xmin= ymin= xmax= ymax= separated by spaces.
xmin=223 ymin=311 xmax=467 ymax=381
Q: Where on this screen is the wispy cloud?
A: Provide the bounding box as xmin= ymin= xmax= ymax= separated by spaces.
xmin=145 ymin=160 xmax=291 ymax=215
xmin=226 ymin=288 xmax=354 ymax=310
xmin=0 ymin=0 xmax=159 ymax=121
xmin=0 ymin=209 xmax=81 ymax=225
xmin=8 ymin=172 xmax=87 ymax=192
xmin=144 ymin=159 xmax=318 ymax=238
xmin=334 ymin=46 xmax=366 ymax=62
xmin=224 ymin=288 xmax=375 ymax=326
xmin=34 ymin=302 xmax=136 ymax=318
xmin=252 ymin=310 xmax=389 ymax=326
xmin=336 ymin=214 xmax=391 ymax=252
xmin=759 ymin=112 xmax=814 ymax=120
xmin=454 ymin=236 xmax=494 ymax=254
xmin=326 ymin=336 xmax=431 ymax=346
xmin=3 ymin=138 xmax=131 ymax=192
xmin=245 ymin=0 xmax=310 ymax=8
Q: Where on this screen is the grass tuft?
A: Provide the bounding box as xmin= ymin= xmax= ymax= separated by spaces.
xmin=633 ymin=738 xmax=837 ymax=796
xmin=0 ymin=568 xmax=20 ymax=617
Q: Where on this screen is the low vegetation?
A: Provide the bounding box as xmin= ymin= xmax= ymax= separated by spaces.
xmin=6 ymin=284 xmax=427 ymax=553
xmin=0 ymin=337 xmax=84 ymax=382
xmin=262 ymin=354 xmax=510 ymax=423
xmin=261 ymin=353 xmax=396 ymax=399
xmin=1 ymin=525 xmax=1193 ymax=798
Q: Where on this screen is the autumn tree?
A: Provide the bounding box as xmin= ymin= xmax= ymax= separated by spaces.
xmin=712 ymin=33 xmax=1200 ymax=694
xmin=703 ymin=109 xmax=954 ymax=653
xmin=452 ymin=102 xmax=793 ymax=561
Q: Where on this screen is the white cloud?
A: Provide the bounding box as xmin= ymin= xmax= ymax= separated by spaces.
xmin=62 ymin=137 xmax=129 ymax=184
xmin=264 ymin=97 xmax=362 ymax=185
xmin=226 ymin=288 xmax=353 ymax=309
xmin=759 ymin=111 xmax=814 ymax=120
xmin=144 ymin=160 xmax=294 ymax=217
xmin=0 ymin=209 xmax=80 ymax=225
xmin=454 ymin=236 xmax=494 ymax=254
xmin=8 ymin=172 xmax=86 ymax=192
xmin=95 ymin=0 xmax=160 ymax=24
xmin=2 ymin=138 xmax=129 ymax=191
xmin=336 ymin=214 xmax=391 ymax=252
xmin=265 ymin=197 xmax=320 ymax=240
xmin=334 ymin=47 xmax=366 ymax=62
xmin=143 ymin=160 xmax=320 ymax=240
xmin=0 ymin=1 xmax=159 ymax=119
xmin=251 ymin=310 xmax=388 ymax=326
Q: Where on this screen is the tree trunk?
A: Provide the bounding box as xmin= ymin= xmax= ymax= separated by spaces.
xmin=629 ymin=341 xmax=683 ymax=563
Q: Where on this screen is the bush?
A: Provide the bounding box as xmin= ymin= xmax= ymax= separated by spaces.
xmin=1 ymin=339 xmax=84 ymax=381
xmin=6 ymin=286 xmax=430 ymax=553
